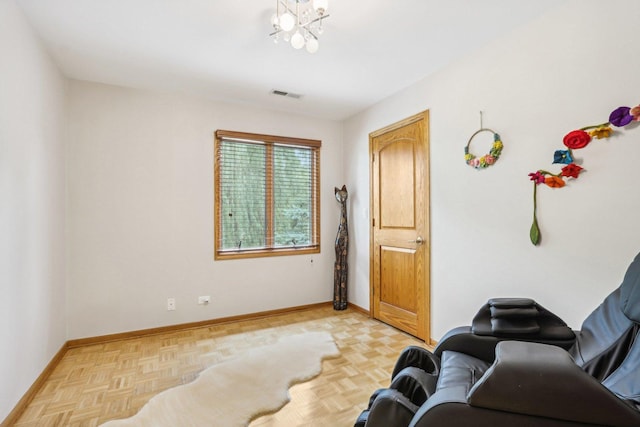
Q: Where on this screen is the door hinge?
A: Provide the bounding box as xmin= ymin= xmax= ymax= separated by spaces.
xmin=372 ymin=218 xmax=376 ymax=227
xmin=372 ymin=153 xmax=375 ymax=162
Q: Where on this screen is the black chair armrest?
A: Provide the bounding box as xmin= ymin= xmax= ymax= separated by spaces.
xmin=392 ymin=346 xmax=440 ymax=378
xmin=365 ymin=389 xmax=419 ymax=427
xmin=357 ymin=368 xmax=435 ymax=427
xmin=434 ymin=325 xmax=576 ymax=363
xmin=468 ymin=341 xmax=640 ymax=427
xmin=389 ymin=367 xmax=437 ymax=404
xmin=433 ymin=326 xmax=500 ymax=362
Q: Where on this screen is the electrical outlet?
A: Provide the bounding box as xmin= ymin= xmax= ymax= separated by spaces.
xmin=167 ymin=298 xmax=176 ymax=311
xmin=198 ymin=295 xmax=210 ymax=305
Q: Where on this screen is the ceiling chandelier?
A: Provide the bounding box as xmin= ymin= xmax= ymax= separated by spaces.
xmin=270 ymin=0 xmax=329 ymax=54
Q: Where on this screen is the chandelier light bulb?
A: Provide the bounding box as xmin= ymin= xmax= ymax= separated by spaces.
xmin=306 ymin=38 xmax=319 ymax=53
xmin=279 ymin=12 xmax=295 ymax=32
xmin=270 ymin=0 xmax=329 ymax=53
xmin=291 ymin=31 xmax=305 ymax=49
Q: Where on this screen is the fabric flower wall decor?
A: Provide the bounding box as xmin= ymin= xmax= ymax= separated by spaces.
xmin=529 ymin=102 xmax=639 ymax=246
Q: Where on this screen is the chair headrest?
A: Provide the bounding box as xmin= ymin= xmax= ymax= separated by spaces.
xmin=620 ymin=252 xmax=640 ymax=323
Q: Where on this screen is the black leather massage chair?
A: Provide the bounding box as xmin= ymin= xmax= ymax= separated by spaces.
xmin=355 ymin=252 xmax=640 ymax=427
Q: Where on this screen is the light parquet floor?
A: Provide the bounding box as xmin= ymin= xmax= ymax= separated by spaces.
xmin=13 ymin=305 xmax=430 ymax=427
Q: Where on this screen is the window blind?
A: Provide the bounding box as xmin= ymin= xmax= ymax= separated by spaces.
xmin=214 ymin=130 xmax=320 ymax=258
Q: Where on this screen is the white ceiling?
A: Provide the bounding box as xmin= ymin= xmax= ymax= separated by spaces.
xmin=17 ymin=0 xmax=561 ymax=121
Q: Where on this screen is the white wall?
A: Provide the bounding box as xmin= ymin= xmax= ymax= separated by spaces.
xmin=66 ymin=81 xmax=343 ymax=339
xmin=0 ymin=0 xmax=67 ymax=420
xmin=3 ymin=0 xmax=639 ymax=418
xmin=344 ymin=0 xmax=640 ymax=340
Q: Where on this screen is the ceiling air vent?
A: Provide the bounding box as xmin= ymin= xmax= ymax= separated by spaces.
xmin=270 ymin=89 xmax=302 ymax=99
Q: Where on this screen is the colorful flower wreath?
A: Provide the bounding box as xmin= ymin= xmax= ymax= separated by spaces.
xmin=465 ymin=130 xmax=503 ymax=169
xmin=528 ymin=103 xmax=640 ymax=246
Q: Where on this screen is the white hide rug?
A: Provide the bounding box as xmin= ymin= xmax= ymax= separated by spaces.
xmin=100 ymin=331 xmax=339 ymax=427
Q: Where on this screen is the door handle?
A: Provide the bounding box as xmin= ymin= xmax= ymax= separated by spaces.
xmin=408 ymin=236 xmax=424 ymax=245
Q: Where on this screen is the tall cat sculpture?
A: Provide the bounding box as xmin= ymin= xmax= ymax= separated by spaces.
xmin=334 ymin=185 xmax=348 ymax=310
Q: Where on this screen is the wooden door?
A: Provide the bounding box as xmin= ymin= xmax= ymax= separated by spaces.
xmin=370 ymin=111 xmax=430 ymax=341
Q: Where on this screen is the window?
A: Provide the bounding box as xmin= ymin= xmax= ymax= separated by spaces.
xmin=214 ymin=130 xmax=321 ymax=260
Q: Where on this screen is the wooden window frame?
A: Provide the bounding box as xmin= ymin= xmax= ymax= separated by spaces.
xmin=214 ymin=130 xmax=321 ymax=260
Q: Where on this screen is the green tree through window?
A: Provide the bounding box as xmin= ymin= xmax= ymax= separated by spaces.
xmin=214 ymin=130 xmax=321 ymax=259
